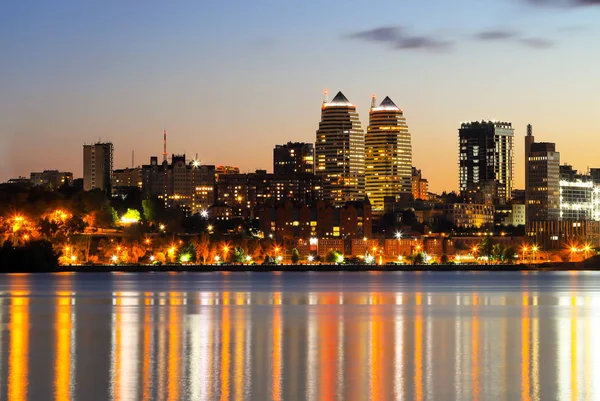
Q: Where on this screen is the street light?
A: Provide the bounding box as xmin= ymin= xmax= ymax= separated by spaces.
xmin=570 ymin=246 xmax=578 ymax=262
xmin=584 ymin=245 xmax=591 ymax=259
xmin=308 ymin=255 xmax=314 ymax=263
xmin=532 ymin=246 xmax=538 ymax=263
xmin=522 ymin=246 xmax=528 ymax=264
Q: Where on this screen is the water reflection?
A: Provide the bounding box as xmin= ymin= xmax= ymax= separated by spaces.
xmin=1 ymin=273 xmax=600 ymax=400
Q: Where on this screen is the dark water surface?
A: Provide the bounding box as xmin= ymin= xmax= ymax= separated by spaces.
xmin=0 ymin=271 xmax=598 ymax=400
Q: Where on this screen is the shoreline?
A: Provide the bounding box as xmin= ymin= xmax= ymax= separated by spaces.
xmin=9 ymin=261 xmax=600 ymax=273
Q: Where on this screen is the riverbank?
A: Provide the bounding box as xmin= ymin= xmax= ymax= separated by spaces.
xmin=18 ymin=259 xmax=599 ymax=273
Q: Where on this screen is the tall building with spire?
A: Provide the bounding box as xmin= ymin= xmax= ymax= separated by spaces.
xmin=315 ymin=91 xmax=365 ymax=205
xmin=365 ymin=95 xmax=412 ymax=213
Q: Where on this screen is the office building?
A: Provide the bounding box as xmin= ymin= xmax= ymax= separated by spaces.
xmin=83 ymin=142 xmax=113 ymax=192
xmin=458 ymin=121 xmax=514 ymax=204
xmin=315 ymin=91 xmax=365 ymax=206
xmin=273 ymin=142 xmax=314 ymax=175
xmin=525 ymin=126 xmax=560 ymax=222
xmin=559 ymin=165 xmax=597 ymax=221
xmin=365 ymin=96 xmax=412 ymax=213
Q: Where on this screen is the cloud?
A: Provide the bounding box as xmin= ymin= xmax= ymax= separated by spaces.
xmin=520 ymin=38 xmax=555 ymax=48
xmin=475 ymin=30 xmax=518 ymax=40
xmin=524 ymin=0 xmax=600 ymax=7
xmin=346 ymin=26 xmax=452 ymax=51
xmin=474 ymin=29 xmax=554 ymax=49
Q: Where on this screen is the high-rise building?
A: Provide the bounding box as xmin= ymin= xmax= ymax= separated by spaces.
xmin=364 ymin=96 xmax=412 ymax=213
xmin=458 ymin=121 xmax=514 ymax=203
xmin=525 ymin=126 xmax=560 ymax=222
xmin=83 ymin=142 xmax=113 ymax=192
xmin=273 ymin=142 xmax=314 ymax=175
xmin=315 ymin=91 xmax=365 ymax=206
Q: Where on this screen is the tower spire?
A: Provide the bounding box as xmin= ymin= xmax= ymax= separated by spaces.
xmin=323 ymin=89 xmax=329 ymax=104
xmin=163 ymin=129 xmax=168 ymax=163
xmin=371 ymin=94 xmax=377 ymax=109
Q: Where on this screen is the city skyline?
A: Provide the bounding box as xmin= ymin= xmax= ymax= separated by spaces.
xmin=2 ymin=1 xmax=600 ymax=192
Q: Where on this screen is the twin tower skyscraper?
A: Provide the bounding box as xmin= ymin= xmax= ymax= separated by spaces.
xmin=315 ymin=91 xmax=412 ymax=214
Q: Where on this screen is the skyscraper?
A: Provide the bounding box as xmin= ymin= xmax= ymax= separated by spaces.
xmin=273 ymin=142 xmax=314 ymax=175
xmin=315 ymin=91 xmax=365 ymax=205
xmin=525 ymin=125 xmax=560 ymax=222
xmin=458 ymin=121 xmax=514 ymax=203
xmin=83 ymin=142 xmax=113 ymax=192
xmin=365 ymin=95 xmax=412 ymax=213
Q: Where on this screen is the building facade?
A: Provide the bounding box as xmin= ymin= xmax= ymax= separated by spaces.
xmin=315 ymin=91 xmax=365 ymax=206
xmin=559 ymin=165 xmax=597 ymax=221
xmin=459 ymin=121 xmax=514 ymax=204
xmin=364 ymin=96 xmax=412 ymax=214
xmin=273 ymin=142 xmax=314 ymax=175
xmin=257 ymin=199 xmax=372 ymax=241
xmin=83 ymin=142 xmax=113 ymax=192
xmin=217 ymin=170 xmax=322 ymax=216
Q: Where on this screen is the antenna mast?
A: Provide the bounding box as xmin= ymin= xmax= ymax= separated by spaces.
xmin=323 ymin=89 xmax=329 ymax=104
xmin=163 ymin=129 xmax=168 ymax=163
xmin=371 ymin=94 xmax=377 ymax=109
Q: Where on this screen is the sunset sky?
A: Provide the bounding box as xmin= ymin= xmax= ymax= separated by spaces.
xmin=1 ymin=0 xmax=599 ymax=192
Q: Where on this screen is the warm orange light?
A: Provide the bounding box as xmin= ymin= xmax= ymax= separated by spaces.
xmin=571 ymin=247 xmax=577 ymax=253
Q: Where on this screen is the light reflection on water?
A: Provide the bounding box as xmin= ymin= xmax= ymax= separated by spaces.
xmin=0 ymin=271 xmax=600 ymax=400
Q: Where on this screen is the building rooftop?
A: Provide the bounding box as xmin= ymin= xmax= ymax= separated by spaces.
xmin=372 ymin=96 xmax=400 ymax=111
xmin=326 ymin=91 xmax=353 ymax=107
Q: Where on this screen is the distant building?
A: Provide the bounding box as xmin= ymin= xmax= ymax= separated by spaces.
xmin=365 ymin=96 xmax=412 ymax=213
xmin=528 ymin=220 xmax=600 ymax=249
xmin=6 ymin=177 xmax=31 ymax=186
xmin=257 ymin=199 xmax=372 ymax=241
xmin=112 ymin=168 xmax=142 ymax=191
xmin=217 ymin=170 xmax=322 ymax=217
xmin=496 ymin=204 xmax=526 ymax=226
xmin=273 ymin=142 xmax=314 ymax=175
xmin=215 ymin=165 xmax=240 ymax=182
xmin=141 ymin=155 xmax=215 ymax=214
xmin=315 ymin=91 xmax=365 ymax=205
xmin=525 ymin=126 xmax=560 ymax=222
xmin=30 ymin=170 xmax=73 ymax=189
xmin=459 ymin=121 xmax=514 ymax=204
xmin=83 ymin=142 xmax=113 ymax=192
xmin=443 ymin=203 xmax=494 ymax=228
xmin=411 ymin=167 xmax=429 ymax=201
xmin=559 ymin=165 xmax=596 ymax=221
